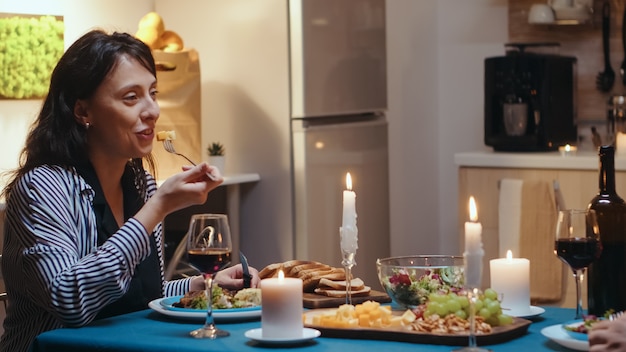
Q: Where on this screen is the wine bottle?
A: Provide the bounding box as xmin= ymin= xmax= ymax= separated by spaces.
xmin=588 ymin=145 xmax=626 ymax=316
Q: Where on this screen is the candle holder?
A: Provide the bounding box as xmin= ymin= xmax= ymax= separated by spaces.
xmin=340 ymin=226 xmax=357 ymax=305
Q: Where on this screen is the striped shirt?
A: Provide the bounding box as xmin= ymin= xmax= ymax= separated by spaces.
xmin=0 ymin=165 xmax=191 ymax=352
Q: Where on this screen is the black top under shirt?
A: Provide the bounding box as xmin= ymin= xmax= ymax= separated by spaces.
xmin=75 ymin=162 xmax=162 ymax=319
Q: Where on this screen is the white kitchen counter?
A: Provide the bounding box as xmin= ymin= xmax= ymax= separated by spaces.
xmin=454 ymin=150 xmax=626 ymax=171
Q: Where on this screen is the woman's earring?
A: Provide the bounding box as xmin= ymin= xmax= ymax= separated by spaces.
xmin=85 ymin=122 xmax=90 ymax=130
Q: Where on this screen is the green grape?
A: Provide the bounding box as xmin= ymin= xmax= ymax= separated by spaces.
xmin=446 ymin=299 xmax=461 ymax=313
xmin=474 ymin=299 xmax=484 ymax=312
xmin=487 ymin=300 xmax=501 ymax=315
xmin=498 ymin=314 xmax=513 ymax=326
xmin=456 ymin=295 xmax=469 ymax=308
xmin=434 ymin=293 xmax=448 ymax=303
xmin=486 ymin=316 xmax=499 ymax=327
xmin=435 ymin=303 xmax=448 ymax=316
xmin=426 ymin=301 xmax=439 ymax=314
xmin=478 ymin=308 xmax=491 ymax=319
xmin=429 ymin=293 xmax=446 ymax=303
xmin=454 ymin=309 xmax=467 ymax=320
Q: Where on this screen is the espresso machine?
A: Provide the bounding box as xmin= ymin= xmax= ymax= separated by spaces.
xmin=484 ymin=43 xmax=577 ymax=152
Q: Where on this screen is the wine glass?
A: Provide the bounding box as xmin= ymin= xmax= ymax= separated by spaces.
xmin=186 ymin=213 xmax=232 ymax=338
xmin=554 ymin=209 xmax=601 ymax=319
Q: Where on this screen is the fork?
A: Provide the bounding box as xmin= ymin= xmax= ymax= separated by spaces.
xmin=162 ymin=139 xmax=218 ymax=181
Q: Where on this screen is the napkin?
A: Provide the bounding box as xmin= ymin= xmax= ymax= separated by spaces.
xmin=498 ymin=179 xmax=562 ymax=303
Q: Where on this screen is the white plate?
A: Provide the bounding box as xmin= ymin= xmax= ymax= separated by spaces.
xmin=512 ymin=305 xmax=545 ymax=318
xmin=541 ymin=324 xmax=589 ymax=351
xmin=244 ymin=328 xmax=321 ymax=345
xmin=148 ymin=296 xmax=261 ymax=322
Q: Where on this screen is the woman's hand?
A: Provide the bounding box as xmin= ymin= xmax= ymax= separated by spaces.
xmin=134 ymin=163 xmax=223 ymax=233
xmin=189 ymin=264 xmax=260 ymax=292
xmin=589 ymin=315 xmax=626 ymax=351
xmin=215 ymin=264 xmax=260 ymax=290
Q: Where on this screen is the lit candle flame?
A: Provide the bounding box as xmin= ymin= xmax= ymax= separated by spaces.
xmin=346 ymin=172 xmax=352 ymax=191
xmin=506 ymin=250 xmax=513 ymax=261
xmin=278 ymin=269 xmax=285 ymax=280
xmin=469 ymin=196 xmax=478 ymax=222
xmin=565 ymin=144 xmax=571 ymax=152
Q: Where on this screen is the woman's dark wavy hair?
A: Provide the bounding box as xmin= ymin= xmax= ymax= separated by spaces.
xmin=3 ymin=30 xmax=158 ymax=200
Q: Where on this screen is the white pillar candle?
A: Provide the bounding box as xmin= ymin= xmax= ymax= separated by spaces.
xmin=260 ymin=270 xmax=303 ymax=338
xmin=489 ymin=250 xmax=531 ymax=316
xmin=464 ymin=196 xmax=484 ymax=288
xmin=341 ymin=172 xmax=358 ymax=253
xmin=464 ymin=196 xmax=483 ymax=254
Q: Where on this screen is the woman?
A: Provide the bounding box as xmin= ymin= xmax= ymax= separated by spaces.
xmin=0 ymin=30 xmax=259 ymax=352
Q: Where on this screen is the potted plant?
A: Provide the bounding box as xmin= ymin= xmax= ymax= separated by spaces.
xmin=207 ymin=142 xmax=225 ymax=174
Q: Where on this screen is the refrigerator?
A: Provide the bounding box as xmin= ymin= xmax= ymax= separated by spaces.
xmin=290 ymin=0 xmax=389 ymax=286
xmin=155 ymin=0 xmax=390 ymax=287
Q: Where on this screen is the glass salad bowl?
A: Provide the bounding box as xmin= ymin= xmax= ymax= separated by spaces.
xmin=376 ymin=255 xmax=465 ymax=309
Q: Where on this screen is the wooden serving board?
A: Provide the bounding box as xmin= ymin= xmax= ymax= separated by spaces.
xmin=303 ymin=309 xmax=531 ymax=346
xmin=303 ymin=290 xmax=391 ymax=309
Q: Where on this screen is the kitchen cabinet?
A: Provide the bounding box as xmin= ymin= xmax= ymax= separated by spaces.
xmin=455 ymin=150 xmax=626 ymax=308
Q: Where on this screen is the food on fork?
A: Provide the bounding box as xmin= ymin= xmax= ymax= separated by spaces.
xmin=156 ymin=130 xmax=176 ymax=141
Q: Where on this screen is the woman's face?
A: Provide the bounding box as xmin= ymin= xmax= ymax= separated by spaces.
xmin=77 ymin=54 xmax=159 ymax=162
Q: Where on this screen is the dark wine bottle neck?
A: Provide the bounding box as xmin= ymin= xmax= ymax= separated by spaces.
xmin=599 ymin=148 xmax=617 ymax=195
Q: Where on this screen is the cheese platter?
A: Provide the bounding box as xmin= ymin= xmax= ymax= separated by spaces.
xmin=302 ymin=308 xmax=531 ymax=346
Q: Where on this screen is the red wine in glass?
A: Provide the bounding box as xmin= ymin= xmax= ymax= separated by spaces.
xmin=185 ymin=214 xmax=232 ymax=339
xmin=554 ymin=209 xmax=601 ymax=320
xmin=555 ymin=238 xmax=601 ymax=270
xmin=187 ymin=249 xmax=232 ymax=275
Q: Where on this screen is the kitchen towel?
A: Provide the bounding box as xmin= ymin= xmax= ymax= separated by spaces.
xmin=498 ymin=179 xmax=562 ymax=303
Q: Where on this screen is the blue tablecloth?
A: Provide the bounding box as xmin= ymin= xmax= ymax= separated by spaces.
xmin=30 ymin=307 xmax=582 ymax=352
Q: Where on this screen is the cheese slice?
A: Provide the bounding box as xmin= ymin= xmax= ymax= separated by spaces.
xmin=156 ymin=130 xmax=176 ymax=141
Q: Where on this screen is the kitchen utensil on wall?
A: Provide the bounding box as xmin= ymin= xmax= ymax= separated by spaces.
xmin=597 ymin=1 xmax=615 ymax=92
xmin=621 ymin=5 xmax=626 ymax=85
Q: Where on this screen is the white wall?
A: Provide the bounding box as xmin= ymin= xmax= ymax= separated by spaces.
xmin=387 ymin=0 xmax=507 ymax=257
xmin=435 ymin=0 xmax=508 ymax=254
xmin=386 ymin=0 xmax=441 ymax=255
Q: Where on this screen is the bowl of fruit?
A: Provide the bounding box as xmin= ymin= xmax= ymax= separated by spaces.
xmin=376 ymin=255 xmax=465 ymax=309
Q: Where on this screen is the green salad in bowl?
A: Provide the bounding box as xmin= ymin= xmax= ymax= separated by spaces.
xmin=376 ymin=255 xmax=464 ymax=309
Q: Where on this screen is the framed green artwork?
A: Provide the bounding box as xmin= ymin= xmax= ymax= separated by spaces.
xmin=0 ymin=13 xmax=64 ymax=99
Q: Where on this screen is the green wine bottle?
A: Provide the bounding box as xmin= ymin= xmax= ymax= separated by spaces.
xmin=588 ymin=145 xmax=626 ymax=316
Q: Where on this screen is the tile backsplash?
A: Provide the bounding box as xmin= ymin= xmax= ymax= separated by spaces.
xmin=509 ymin=0 xmax=624 ymax=126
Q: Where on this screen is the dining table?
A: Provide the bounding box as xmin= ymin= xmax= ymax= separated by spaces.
xmin=28 ymin=304 xmax=589 ymax=352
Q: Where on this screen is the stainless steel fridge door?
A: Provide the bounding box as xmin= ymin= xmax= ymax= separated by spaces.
xmin=289 ymin=0 xmax=387 ymax=118
xmin=292 ymin=114 xmax=390 ymax=287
